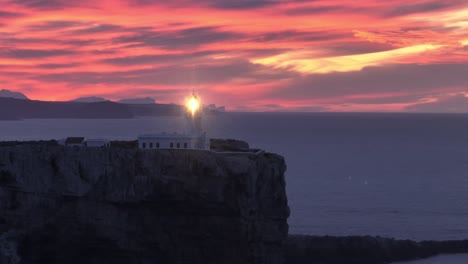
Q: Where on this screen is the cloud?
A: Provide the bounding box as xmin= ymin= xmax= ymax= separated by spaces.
xmin=315 ymin=41 xmax=396 ymax=57
xmin=101 ymin=50 xmax=221 ymax=65
xmin=0 ymin=11 xmax=24 ymax=17
xmin=134 ymin=0 xmax=279 ymax=10
xmin=252 ymin=44 xmax=441 ymax=74
xmin=265 ymin=63 xmax=468 ymax=102
xmin=113 ymin=26 xmax=243 ymax=49
xmin=35 ymin=63 xmax=81 ymax=69
xmin=236 ymin=48 xmax=292 ymax=58
xmin=25 ymin=21 xmax=82 ymax=31
xmin=206 ymin=0 xmax=276 ymax=10
xmin=347 ymin=94 xmax=427 ymax=104
xmin=407 ymin=94 xmax=468 ymax=112
xmin=68 ymin=24 xmax=124 ymax=34
xmin=9 ymin=0 xmax=69 ymax=9
xmin=384 ymin=1 xmax=461 ymax=17
xmin=114 ymin=88 xmax=199 ymax=100
xmin=280 ymin=1 xmax=466 ymax=18
xmin=255 ymin=103 xmax=325 ymax=112
xmin=1 ymin=37 xmax=61 ymax=45
xmin=0 ymin=49 xmax=75 ymax=59
xmin=1 ymin=0 xmax=468 ymax=111
xmin=252 ymin=30 xmax=350 ymax=43
xmin=284 ymin=5 xmax=343 ymax=16
xmin=61 ymin=39 xmax=99 ymax=46
xmin=33 ymin=59 xmax=295 ymax=86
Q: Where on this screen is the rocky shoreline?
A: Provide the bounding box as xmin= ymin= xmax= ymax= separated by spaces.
xmin=286 ymin=235 xmax=468 ymax=264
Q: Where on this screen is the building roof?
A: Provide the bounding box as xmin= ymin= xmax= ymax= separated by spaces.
xmin=65 ymin=137 xmax=85 ymax=144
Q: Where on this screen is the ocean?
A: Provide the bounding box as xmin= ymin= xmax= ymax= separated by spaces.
xmin=1 ymin=112 xmax=468 ymax=242
xmin=395 ymin=254 xmax=468 ymax=263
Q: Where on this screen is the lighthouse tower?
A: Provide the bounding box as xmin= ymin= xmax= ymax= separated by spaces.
xmin=185 ymin=91 xmax=209 ymax=149
xmin=137 ymin=91 xmax=210 ymax=150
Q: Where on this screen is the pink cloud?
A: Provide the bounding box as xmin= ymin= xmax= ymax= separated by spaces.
xmin=0 ymin=0 xmax=467 ymax=111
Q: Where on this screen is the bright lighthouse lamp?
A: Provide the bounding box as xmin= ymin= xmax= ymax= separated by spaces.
xmin=186 ymin=95 xmax=200 ymax=116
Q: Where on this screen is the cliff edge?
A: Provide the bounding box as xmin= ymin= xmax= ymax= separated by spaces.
xmin=0 ymin=144 xmax=289 ymax=264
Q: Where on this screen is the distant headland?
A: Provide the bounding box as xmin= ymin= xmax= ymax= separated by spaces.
xmin=0 ymin=89 xmax=225 ymax=120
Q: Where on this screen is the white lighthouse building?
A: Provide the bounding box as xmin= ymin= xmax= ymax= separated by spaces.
xmin=138 ymin=92 xmax=210 ymax=150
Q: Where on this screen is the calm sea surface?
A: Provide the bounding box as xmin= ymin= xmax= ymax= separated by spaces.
xmin=395 ymin=254 xmax=468 ymax=263
xmin=2 ymin=112 xmax=468 ymax=242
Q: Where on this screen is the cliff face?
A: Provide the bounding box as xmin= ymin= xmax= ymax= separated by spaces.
xmin=0 ymin=145 xmax=289 ymax=264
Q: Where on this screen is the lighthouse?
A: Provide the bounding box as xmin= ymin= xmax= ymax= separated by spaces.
xmin=138 ymin=91 xmax=210 ymax=150
xmin=184 ymin=91 xmax=209 ymax=149
xmin=185 ymin=92 xmax=202 ymax=134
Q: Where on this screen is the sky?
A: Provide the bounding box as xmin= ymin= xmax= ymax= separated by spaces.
xmin=0 ymin=0 xmax=467 ymax=112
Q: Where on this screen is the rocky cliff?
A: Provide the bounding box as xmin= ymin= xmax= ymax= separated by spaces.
xmin=0 ymin=144 xmax=289 ymax=264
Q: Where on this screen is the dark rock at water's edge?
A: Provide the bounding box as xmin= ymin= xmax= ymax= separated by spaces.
xmin=0 ymin=144 xmax=289 ymax=264
xmin=286 ymin=235 xmax=468 ymax=264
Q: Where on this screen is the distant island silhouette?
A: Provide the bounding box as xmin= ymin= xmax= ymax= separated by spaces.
xmin=70 ymin=96 xmax=156 ymax=104
xmin=0 ymin=97 xmax=183 ymax=120
xmin=0 ymin=89 xmax=29 ymax=100
xmin=0 ymin=90 xmax=225 ymax=120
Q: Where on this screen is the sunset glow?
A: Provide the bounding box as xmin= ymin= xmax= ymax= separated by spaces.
xmin=1 ymin=0 xmax=468 ymax=111
xmin=252 ymin=44 xmax=442 ymax=74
